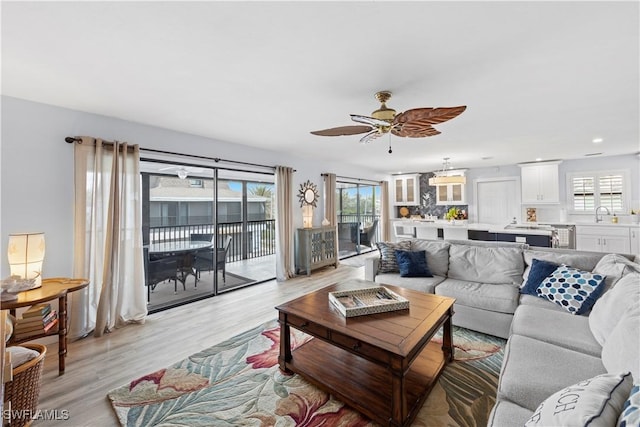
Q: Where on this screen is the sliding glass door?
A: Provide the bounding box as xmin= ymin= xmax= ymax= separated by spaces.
xmin=141 ymin=161 xmax=275 ymax=312
xmin=336 ymin=181 xmax=381 ymax=258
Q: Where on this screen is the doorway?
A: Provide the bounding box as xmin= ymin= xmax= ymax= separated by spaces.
xmin=475 ymin=177 xmax=520 ymax=224
xmin=141 ymin=161 xmax=276 ymax=312
xmin=336 ymin=181 xmax=381 ymax=258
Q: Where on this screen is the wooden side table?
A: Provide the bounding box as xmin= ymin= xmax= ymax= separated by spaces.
xmin=2 ymin=278 xmax=89 ymax=375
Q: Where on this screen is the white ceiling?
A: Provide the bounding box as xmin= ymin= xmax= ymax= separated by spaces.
xmin=2 ymin=1 xmax=638 ymax=174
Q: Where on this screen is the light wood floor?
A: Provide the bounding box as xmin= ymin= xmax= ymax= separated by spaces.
xmin=34 ymin=260 xmax=368 ymax=426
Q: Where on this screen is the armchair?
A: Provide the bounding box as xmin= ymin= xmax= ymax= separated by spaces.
xmin=351 ymin=220 xmax=378 ymax=249
xmin=143 ymin=247 xmax=179 ymax=301
xmin=193 ymin=236 xmax=233 ymax=283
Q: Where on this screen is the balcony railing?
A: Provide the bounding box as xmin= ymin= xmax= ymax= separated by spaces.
xmin=149 ymin=219 xmax=275 ymax=262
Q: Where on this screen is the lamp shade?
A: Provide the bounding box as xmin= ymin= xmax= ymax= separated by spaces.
xmin=428 ymin=175 xmax=467 ymax=185
xmin=302 ymin=205 xmax=314 ymax=228
xmin=7 ymin=232 xmax=45 ymax=287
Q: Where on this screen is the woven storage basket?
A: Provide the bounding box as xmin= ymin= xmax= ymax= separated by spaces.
xmin=4 ymin=343 xmax=47 ymax=427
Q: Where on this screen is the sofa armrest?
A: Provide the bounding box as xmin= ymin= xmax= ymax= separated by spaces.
xmin=364 ymin=257 xmax=379 ymax=282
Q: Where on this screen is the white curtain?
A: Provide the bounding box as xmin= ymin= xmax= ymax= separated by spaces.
xmin=323 ymin=173 xmax=338 ymax=226
xmin=275 ymin=166 xmax=295 ymax=281
xmin=71 ymin=137 xmax=147 ymax=338
xmin=381 ymin=180 xmax=391 ymax=242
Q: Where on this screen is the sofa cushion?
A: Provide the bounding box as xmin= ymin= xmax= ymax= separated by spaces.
xmin=409 ymin=239 xmax=450 ymax=277
xmin=436 ymin=279 xmax=519 ymax=314
xmin=394 ymin=249 xmax=432 ymax=277
xmin=376 ymin=241 xmax=411 ymax=273
xmin=524 ymin=372 xmax=633 ymax=427
xmin=537 ymin=265 xmax=605 ymax=315
xmin=589 ymin=272 xmax=640 ymax=346
xmin=618 ymin=385 xmax=640 ymax=427
xmin=601 ymin=302 xmax=640 ymax=382
xmin=510 ymin=305 xmax=601 ymax=357
xmin=520 ymin=258 xmax=559 ymax=296
xmin=523 ymin=249 xmax=605 ymax=282
xmin=592 ymin=253 xmax=640 ymax=291
xmin=374 ymin=273 xmax=445 ymax=294
xmin=519 ymin=293 xmax=567 ymax=312
xmin=488 ymin=400 xmax=533 ymax=427
xmin=447 ymin=244 xmax=524 ymax=285
xmin=497 ymin=334 xmax=606 ymax=411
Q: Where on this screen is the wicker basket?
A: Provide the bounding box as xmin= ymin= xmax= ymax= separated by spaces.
xmin=4 ymin=343 xmax=47 ymax=427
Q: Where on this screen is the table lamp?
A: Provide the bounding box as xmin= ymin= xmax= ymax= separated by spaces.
xmin=7 ymin=232 xmax=46 ymax=288
xmin=302 ymin=205 xmax=313 ymax=228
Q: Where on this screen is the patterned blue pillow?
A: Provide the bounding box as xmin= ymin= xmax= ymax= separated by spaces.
xmin=537 ymin=265 xmax=606 ymax=314
xmin=376 ymin=241 xmax=411 ymax=273
xmin=394 ymin=250 xmax=433 ymax=278
xmin=521 ymin=258 xmax=559 ymax=296
xmin=618 ymin=385 xmax=640 ymax=427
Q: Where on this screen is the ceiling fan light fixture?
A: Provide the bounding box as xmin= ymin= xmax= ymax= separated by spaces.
xmin=177 ymin=168 xmax=188 ymax=179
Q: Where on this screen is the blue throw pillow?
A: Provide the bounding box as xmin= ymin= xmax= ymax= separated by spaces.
xmin=394 ymin=250 xmax=433 ymax=278
xmin=521 ymin=258 xmax=559 ymax=296
xmin=537 ymin=265 xmax=606 ymax=315
xmin=619 ymin=384 xmax=640 ymax=427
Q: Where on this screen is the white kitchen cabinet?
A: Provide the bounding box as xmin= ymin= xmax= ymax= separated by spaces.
xmin=630 ymin=227 xmax=640 ymax=255
xmin=519 ymin=161 xmax=561 ymax=204
xmin=576 ymin=225 xmax=631 ymax=253
xmin=436 ymin=182 xmax=466 ymax=205
xmin=393 ymin=174 xmax=420 ymax=205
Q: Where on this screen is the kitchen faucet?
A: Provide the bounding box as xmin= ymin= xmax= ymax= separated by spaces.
xmin=595 ymin=206 xmax=610 ymax=222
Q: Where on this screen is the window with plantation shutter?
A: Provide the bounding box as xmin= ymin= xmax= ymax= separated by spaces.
xmin=568 ymin=171 xmax=629 ymax=214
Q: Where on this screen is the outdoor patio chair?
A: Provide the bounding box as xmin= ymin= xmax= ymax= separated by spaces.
xmin=351 ymin=219 xmax=378 ymax=249
xmin=193 ymin=235 xmax=233 ymax=283
xmin=144 ymin=247 xmax=180 ymax=300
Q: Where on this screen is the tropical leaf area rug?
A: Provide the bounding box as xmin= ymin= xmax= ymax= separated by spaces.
xmin=108 ymin=320 xmax=505 ymax=427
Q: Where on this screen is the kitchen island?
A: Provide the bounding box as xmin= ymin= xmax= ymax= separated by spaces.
xmin=392 ymin=219 xmax=555 ymax=247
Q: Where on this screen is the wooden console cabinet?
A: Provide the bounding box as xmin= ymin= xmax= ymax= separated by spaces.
xmin=295 ymin=226 xmax=338 ymax=276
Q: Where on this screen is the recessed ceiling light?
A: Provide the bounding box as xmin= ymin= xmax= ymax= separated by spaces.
xmin=535 ymin=158 xmax=543 ymax=162
xmin=592 ymin=138 xmax=604 ymax=144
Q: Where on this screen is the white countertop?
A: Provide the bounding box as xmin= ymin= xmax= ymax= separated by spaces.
xmin=393 ymin=218 xmax=640 ymax=230
xmin=392 ymin=219 xmax=554 ymax=235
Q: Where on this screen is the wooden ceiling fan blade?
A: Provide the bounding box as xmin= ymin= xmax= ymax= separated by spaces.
xmin=394 ymin=106 xmax=467 ymax=125
xmin=392 ymin=124 xmax=441 ymax=138
xmin=350 ymin=114 xmax=392 ymax=127
xmin=310 ymin=125 xmax=373 ymax=136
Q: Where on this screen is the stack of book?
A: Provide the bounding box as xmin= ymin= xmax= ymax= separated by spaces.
xmin=13 ymin=303 xmax=58 ymax=341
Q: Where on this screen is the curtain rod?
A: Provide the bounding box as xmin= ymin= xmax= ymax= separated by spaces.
xmin=66 ymin=136 xmax=283 ymax=171
xmin=321 ymin=173 xmax=382 ymax=185
xmin=65 ymin=136 xmax=137 ymax=152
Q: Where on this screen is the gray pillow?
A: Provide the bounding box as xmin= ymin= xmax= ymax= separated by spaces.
xmin=588 ymin=272 xmax=640 ymax=345
xmin=409 ymin=239 xmax=450 ymax=276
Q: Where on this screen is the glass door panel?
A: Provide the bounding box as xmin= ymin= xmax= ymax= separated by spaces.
xmin=336 ymin=181 xmax=381 ymax=258
xmin=141 ymin=161 xmax=275 ymax=313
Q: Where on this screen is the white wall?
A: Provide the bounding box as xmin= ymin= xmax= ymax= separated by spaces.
xmin=442 ymin=155 xmax=640 ymax=224
xmin=0 ymin=96 xmax=386 ymax=278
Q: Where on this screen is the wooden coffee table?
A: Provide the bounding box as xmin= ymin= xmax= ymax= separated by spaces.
xmin=276 ymin=279 xmax=455 ymax=427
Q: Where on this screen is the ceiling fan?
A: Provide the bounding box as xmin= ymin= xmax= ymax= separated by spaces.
xmin=310 ymin=91 xmax=466 ymax=146
xmin=158 ymin=165 xmax=204 ymax=179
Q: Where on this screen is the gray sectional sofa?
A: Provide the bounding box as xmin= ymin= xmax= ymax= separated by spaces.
xmin=364 ymin=238 xmax=640 ymax=426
